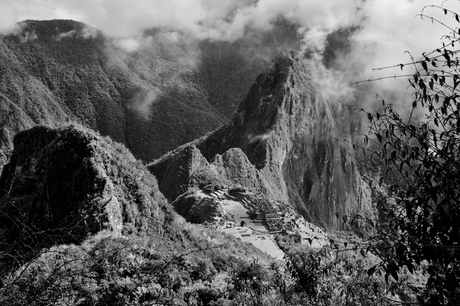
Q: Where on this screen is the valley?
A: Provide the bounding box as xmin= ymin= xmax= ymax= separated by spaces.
xmin=0 ymin=15 xmax=434 ymax=305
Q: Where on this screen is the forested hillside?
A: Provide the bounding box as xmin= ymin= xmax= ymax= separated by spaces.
xmin=0 ymin=19 xmax=301 ymax=170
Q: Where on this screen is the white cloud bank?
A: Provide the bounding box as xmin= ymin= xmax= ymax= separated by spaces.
xmin=2 ymin=0 xmax=460 ymax=85
xmin=0 ymin=4 xmax=18 ymax=33
xmin=2 ymin=1 xmax=459 ymax=56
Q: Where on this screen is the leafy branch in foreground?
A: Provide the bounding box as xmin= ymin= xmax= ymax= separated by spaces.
xmin=360 ymin=4 xmax=460 ymax=305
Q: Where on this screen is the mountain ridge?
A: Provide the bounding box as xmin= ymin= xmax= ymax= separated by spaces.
xmin=149 ymin=51 xmax=375 ymax=230
xmin=0 ymin=19 xmax=301 ymax=171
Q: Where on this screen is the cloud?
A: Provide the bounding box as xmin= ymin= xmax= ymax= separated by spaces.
xmin=248 ymin=132 xmax=271 ymax=143
xmin=0 ymin=4 xmax=19 ymax=33
xmin=6 ymin=0 xmax=457 ymax=71
xmin=114 ymin=37 xmax=142 ymax=53
xmin=332 ymin=0 xmax=460 ymax=116
xmin=20 ymin=30 xmax=38 ymax=42
xmin=4 ymin=0 xmax=460 ymax=107
xmin=128 ymin=87 xmax=162 ymax=120
xmin=53 ymin=25 xmax=98 ymax=41
xmin=346 ymin=0 xmax=460 ymax=80
xmin=5 ymin=0 xmax=459 ymax=56
xmin=2 ymin=0 xmax=360 ymax=41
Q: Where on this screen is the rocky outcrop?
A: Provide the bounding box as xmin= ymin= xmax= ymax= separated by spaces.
xmin=0 ymin=125 xmax=174 ymax=249
xmin=172 ymin=191 xmax=224 ymax=224
xmin=152 ymin=145 xmax=268 ymax=201
xmin=150 ymin=51 xmax=374 ymax=230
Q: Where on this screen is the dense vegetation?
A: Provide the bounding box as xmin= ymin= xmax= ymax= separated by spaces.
xmin=0 ymin=18 xmax=302 ymax=170
xmin=0 ymin=124 xmax=418 ymax=306
xmin=0 ymin=19 xmax=226 ymax=164
xmin=4 ymin=4 xmax=460 ymax=304
xmin=1 ymin=229 xmax=425 ymax=306
xmin=359 ymin=4 xmax=460 ymax=305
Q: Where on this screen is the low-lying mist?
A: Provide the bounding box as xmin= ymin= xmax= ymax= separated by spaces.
xmin=5 ymin=0 xmax=460 ymax=128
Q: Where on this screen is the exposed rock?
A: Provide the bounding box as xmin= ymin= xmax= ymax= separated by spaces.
xmin=152 ymin=145 xmax=268 ymax=201
xmin=172 ymin=191 xmax=224 ymax=224
xmin=150 ymin=51 xmax=375 ymax=230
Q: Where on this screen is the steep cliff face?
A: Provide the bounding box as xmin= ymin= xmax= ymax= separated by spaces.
xmin=150 ymin=51 xmax=374 ymax=230
xmin=0 ymin=125 xmax=176 ymax=251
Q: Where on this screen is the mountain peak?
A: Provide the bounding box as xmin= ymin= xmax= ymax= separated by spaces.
xmin=150 ymin=54 xmax=375 ymax=230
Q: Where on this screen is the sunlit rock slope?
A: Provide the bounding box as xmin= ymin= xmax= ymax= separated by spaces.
xmin=150 ymin=51 xmax=375 ymax=230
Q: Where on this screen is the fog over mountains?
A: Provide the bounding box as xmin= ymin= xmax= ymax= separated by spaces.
xmin=1 ymin=1 xmax=458 ymax=304
xmin=0 ymin=19 xmax=302 ymax=168
xmin=2 ymin=0 xmax=459 ymax=239
xmin=150 ymin=50 xmax=374 ymax=230
xmin=0 ymin=0 xmax=450 ymax=230
xmin=0 ymin=16 xmax=374 ymax=242
xmin=4 ymin=0 xmax=459 ymax=79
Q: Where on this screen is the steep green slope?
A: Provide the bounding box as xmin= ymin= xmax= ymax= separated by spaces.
xmin=0 ymin=19 xmax=302 ymax=171
xmin=0 ymin=20 xmax=226 ymax=164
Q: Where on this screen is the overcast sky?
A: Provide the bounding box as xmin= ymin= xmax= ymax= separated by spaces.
xmin=1 ymin=0 xmax=460 ymax=78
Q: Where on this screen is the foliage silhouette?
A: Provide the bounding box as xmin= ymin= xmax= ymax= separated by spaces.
xmin=361 ymin=4 xmax=460 ymax=305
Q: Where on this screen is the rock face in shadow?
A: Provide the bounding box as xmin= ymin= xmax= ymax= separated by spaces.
xmin=0 ymin=125 xmax=175 ymax=250
xmin=150 ymin=51 xmax=374 ymax=230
